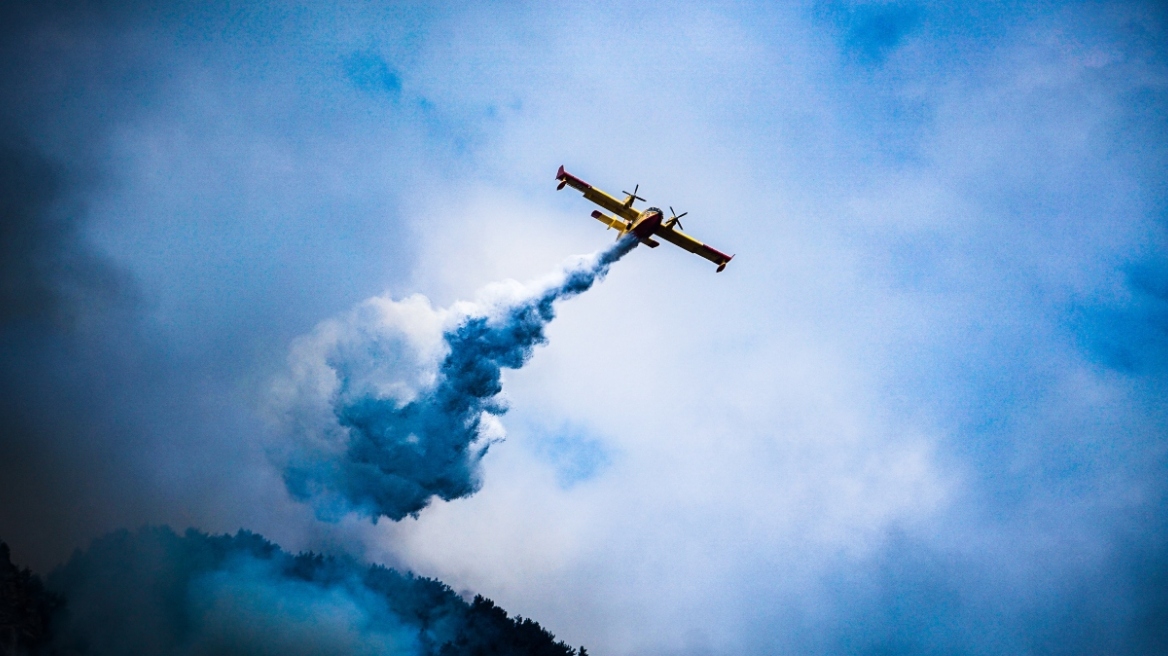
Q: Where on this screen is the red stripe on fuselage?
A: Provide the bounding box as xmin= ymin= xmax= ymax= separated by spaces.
xmin=632 ymin=210 xmax=662 ymax=240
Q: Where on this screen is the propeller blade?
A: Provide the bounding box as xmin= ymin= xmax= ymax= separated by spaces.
xmin=622 ymin=184 xmax=645 ymax=202
xmin=668 ymin=206 xmax=688 ymax=231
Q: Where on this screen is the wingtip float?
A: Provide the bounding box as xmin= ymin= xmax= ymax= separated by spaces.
xmin=555 ymin=165 xmax=734 ymax=272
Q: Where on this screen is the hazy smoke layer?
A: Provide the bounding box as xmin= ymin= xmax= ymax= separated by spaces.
xmin=273 ymin=237 xmax=639 ymax=521
xmin=40 ymin=527 xmax=579 ymax=656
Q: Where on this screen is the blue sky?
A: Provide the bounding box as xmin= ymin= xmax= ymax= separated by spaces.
xmin=1 ymin=1 xmax=1165 ymax=654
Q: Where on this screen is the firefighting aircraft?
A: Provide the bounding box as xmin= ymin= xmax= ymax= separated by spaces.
xmin=556 ymin=165 xmax=734 ymax=272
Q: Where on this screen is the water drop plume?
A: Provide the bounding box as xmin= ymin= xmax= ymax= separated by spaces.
xmin=271 ymin=236 xmax=639 ymax=521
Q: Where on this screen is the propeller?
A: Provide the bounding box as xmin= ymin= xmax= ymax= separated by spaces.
xmin=668 ymin=206 xmax=688 ymax=231
xmin=621 ymin=184 xmax=645 ymax=204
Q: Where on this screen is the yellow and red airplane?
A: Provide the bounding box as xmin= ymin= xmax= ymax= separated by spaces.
xmin=556 ymin=165 xmax=734 ymax=272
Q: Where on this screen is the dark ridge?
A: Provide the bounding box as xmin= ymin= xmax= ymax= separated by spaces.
xmin=24 ymin=526 xmax=583 ymax=656
xmin=0 ymin=542 xmax=63 ymax=655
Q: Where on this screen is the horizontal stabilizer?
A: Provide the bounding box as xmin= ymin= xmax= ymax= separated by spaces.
xmin=590 ymin=209 xmax=628 ymax=232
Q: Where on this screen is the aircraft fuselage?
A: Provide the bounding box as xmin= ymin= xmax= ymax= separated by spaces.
xmin=629 ymin=208 xmax=663 ymax=242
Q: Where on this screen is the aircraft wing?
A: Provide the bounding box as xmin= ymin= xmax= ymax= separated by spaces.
xmin=556 ymin=166 xmax=641 ymax=222
xmin=654 ymin=224 xmax=735 ymax=272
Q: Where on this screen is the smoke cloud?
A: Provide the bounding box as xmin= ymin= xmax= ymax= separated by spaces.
xmin=271 ymin=236 xmax=639 ymax=522
xmin=37 ymin=526 xmax=578 ymax=656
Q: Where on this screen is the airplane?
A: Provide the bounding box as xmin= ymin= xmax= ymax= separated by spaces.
xmin=555 ymin=165 xmax=734 ymax=272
